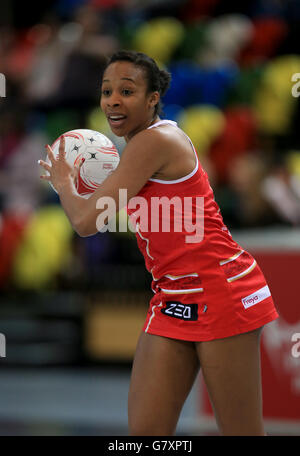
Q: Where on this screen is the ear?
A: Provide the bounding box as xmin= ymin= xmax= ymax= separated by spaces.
xmin=148 ymin=91 xmax=160 ymax=109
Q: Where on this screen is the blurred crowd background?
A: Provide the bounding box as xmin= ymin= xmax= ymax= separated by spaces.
xmin=0 ymin=0 xmax=300 ymax=363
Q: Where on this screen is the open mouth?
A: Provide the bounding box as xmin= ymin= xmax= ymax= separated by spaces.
xmin=107 ymin=114 xmax=127 ymax=127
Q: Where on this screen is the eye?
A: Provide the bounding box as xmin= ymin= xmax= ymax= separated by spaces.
xmin=101 ymin=89 xmax=111 ymax=96
xmin=122 ymin=89 xmax=132 ymax=96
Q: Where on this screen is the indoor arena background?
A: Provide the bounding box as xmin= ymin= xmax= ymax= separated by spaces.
xmin=0 ymin=0 xmax=299 ymax=436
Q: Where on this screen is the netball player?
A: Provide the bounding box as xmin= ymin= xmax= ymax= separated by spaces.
xmin=39 ymin=50 xmax=279 ymax=436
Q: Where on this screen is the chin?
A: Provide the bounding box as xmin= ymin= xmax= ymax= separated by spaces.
xmin=111 ymin=129 xmax=126 ymax=137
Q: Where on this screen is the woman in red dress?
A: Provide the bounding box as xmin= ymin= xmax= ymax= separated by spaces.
xmin=39 ymin=50 xmax=278 ymax=436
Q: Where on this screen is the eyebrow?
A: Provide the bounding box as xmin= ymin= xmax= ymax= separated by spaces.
xmin=102 ymin=77 xmax=136 ymax=83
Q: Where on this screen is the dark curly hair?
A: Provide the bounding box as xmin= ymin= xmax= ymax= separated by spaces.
xmin=103 ymin=50 xmax=171 ymax=116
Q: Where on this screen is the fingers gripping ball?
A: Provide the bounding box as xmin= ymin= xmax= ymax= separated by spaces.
xmin=45 ymin=129 xmax=120 ymax=197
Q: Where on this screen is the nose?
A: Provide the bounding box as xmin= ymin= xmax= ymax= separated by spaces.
xmin=107 ymin=93 xmax=121 ymax=108
xmin=109 ymin=101 xmax=120 ymax=108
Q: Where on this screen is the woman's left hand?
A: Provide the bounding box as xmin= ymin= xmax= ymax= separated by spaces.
xmin=38 ymin=136 xmax=75 ymax=193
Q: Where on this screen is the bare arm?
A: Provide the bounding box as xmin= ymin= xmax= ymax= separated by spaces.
xmin=39 ymin=129 xmax=169 ymax=237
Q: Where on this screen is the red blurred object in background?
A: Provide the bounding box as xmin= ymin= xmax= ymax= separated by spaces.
xmin=238 ymin=18 xmax=288 ymax=66
xmin=0 ymin=214 xmax=29 ymax=289
xmin=179 ymin=0 xmax=221 ymax=23
xmin=208 ymin=107 xmax=257 ymax=185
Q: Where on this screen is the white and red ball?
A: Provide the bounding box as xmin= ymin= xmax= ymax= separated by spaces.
xmin=46 ymin=129 xmax=120 ymax=197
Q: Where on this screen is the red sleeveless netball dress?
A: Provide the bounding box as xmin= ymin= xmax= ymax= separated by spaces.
xmin=126 ymin=120 xmax=279 ymax=341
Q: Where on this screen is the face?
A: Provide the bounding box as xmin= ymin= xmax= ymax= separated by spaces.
xmin=100 ymin=61 xmax=159 ymax=141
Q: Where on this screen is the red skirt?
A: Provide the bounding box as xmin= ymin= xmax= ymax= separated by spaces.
xmin=142 ymin=252 xmax=279 ymax=342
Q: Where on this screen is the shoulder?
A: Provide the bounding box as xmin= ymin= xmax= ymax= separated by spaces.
xmin=129 ymin=125 xmax=179 ymax=147
xmin=125 ymin=125 xmax=182 ymax=158
xmin=105 ymin=126 xmax=178 ymax=194
xmin=116 ymin=124 xmax=191 ymax=183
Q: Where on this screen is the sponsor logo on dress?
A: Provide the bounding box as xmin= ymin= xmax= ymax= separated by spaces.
xmin=161 ymin=301 xmax=198 ymax=321
xmin=242 ymin=285 xmax=271 ymax=309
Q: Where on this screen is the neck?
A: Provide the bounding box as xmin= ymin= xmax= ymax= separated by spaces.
xmin=125 ymin=115 xmax=160 ymax=143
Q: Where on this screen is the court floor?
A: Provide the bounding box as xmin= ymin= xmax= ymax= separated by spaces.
xmin=0 ymin=366 xmax=200 ymax=436
xmin=0 ymin=366 xmax=298 ymax=436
